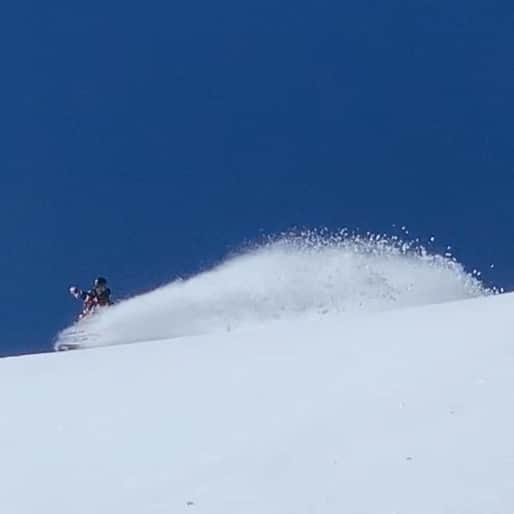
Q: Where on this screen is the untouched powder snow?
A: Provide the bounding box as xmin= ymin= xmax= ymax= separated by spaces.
xmin=1 ymin=292 xmax=514 ymax=513
xmin=56 ymin=233 xmax=490 ymax=349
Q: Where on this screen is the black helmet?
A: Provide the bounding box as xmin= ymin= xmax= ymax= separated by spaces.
xmin=94 ymin=277 xmax=108 ymax=287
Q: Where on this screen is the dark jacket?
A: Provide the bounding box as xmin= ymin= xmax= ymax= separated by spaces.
xmin=81 ymin=288 xmax=113 ymax=307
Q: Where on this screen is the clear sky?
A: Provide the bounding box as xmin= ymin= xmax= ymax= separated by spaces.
xmin=2 ymin=0 xmax=514 ymax=356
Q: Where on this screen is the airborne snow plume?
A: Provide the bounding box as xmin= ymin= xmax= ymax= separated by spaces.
xmin=56 ymin=232 xmax=492 ymax=349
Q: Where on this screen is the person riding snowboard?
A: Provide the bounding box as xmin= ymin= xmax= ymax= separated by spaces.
xmin=69 ymin=277 xmax=114 ymax=320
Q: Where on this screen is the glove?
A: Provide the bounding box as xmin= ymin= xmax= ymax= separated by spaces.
xmin=69 ymin=286 xmax=80 ymax=298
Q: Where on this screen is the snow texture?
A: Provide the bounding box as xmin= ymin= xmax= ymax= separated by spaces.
xmin=56 ymin=234 xmax=488 ymax=349
xmin=2 ymin=235 xmax=511 ymax=514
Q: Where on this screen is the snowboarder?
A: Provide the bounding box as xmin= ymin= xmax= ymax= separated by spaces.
xmin=69 ymin=277 xmax=114 ymax=320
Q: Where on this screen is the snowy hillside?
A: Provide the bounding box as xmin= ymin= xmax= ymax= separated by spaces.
xmin=2 ymin=235 xmax=513 ymax=514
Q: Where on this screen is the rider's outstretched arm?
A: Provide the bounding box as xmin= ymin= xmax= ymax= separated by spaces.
xmin=69 ymin=286 xmax=89 ymax=300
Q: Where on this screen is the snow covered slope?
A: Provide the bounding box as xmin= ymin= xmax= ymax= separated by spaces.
xmin=2 ymin=236 xmax=512 ymax=513
xmin=3 ymin=297 xmax=514 ymax=512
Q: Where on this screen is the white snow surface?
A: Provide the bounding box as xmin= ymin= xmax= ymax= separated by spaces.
xmin=3 ymin=238 xmax=513 ymax=513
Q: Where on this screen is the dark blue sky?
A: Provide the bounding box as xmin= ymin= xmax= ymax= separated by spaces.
xmin=2 ymin=0 xmax=514 ymax=356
